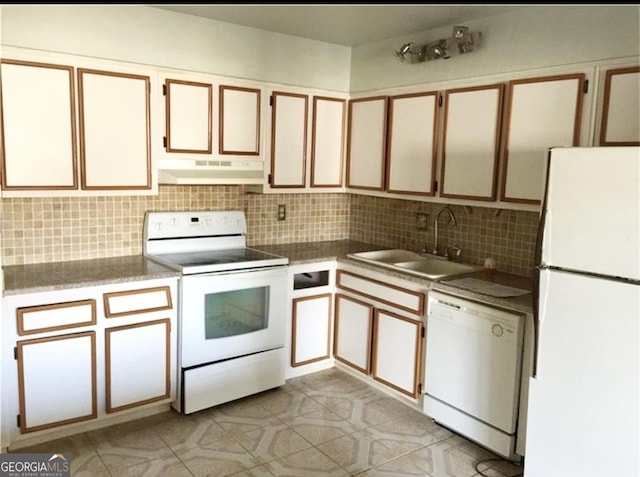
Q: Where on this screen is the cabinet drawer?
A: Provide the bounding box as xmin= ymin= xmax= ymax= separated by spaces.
xmin=103 ymin=286 xmax=173 ymax=318
xmin=336 ymin=270 xmax=425 ymax=315
xmin=17 ymin=299 xmax=97 ymax=336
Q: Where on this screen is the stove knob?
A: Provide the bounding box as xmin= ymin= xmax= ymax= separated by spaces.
xmin=154 ymin=222 xmax=162 ymax=231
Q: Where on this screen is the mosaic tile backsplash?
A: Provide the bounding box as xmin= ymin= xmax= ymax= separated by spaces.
xmin=1 ymin=186 xmax=538 ymax=276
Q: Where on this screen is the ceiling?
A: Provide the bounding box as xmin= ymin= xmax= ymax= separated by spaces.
xmin=147 ymin=4 xmax=521 ymax=47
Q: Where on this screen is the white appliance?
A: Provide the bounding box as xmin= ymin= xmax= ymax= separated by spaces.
xmin=525 ymin=146 xmax=640 ymax=477
xmin=424 ymin=291 xmax=524 ymax=459
xmin=143 ymin=210 xmax=289 ymax=414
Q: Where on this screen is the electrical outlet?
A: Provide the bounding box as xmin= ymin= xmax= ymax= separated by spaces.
xmin=416 ymin=213 xmax=428 ymax=230
xmin=277 ymin=204 xmax=286 ymax=221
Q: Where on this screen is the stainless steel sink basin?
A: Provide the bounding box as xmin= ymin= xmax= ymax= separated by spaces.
xmin=347 ymin=249 xmax=483 ymax=280
xmin=347 ymin=249 xmax=424 ymax=264
xmin=393 ymin=258 xmax=483 ymax=280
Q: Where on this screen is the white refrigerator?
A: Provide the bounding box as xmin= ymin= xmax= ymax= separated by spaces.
xmin=525 ymin=146 xmax=640 ymax=477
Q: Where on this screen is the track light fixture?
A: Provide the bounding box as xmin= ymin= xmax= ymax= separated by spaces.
xmin=393 ymin=25 xmax=481 ymax=64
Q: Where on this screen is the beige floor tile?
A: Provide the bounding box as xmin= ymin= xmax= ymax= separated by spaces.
xmin=281 ymin=407 xmax=361 ymax=446
xmin=152 ymin=412 xmax=236 ymax=452
xmin=266 ymin=446 xmax=349 ymax=477
xmin=251 ymin=385 xmax=326 ymax=419
xmin=175 ymin=444 xmax=260 ymax=477
xmin=229 ymin=464 xmax=276 ymax=476
xmin=110 ymin=454 xmax=194 ymax=477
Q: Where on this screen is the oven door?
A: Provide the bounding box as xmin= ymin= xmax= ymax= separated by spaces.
xmin=179 ymin=266 xmax=287 ymax=368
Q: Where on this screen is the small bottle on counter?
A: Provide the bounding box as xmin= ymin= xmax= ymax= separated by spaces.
xmin=484 ymin=257 xmax=496 ymax=279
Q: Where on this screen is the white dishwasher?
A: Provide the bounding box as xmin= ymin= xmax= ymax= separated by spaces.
xmin=424 ymin=291 xmax=524 ymax=459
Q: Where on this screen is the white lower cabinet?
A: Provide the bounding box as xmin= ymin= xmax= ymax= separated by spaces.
xmin=334 ymin=266 xmax=426 ymax=401
xmin=1 ymin=277 xmax=177 ymax=450
xmin=17 ymin=331 xmax=97 ymax=433
xmin=286 ymin=262 xmax=335 ymax=379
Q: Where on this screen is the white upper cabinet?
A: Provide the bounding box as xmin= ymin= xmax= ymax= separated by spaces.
xmin=501 ymin=73 xmax=587 ymax=204
xmin=440 ymin=84 xmax=504 ymax=201
xmin=311 ymin=96 xmax=346 ymax=188
xmin=346 ymin=96 xmax=388 ymax=190
xmin=219 ymin=85 xmax=261 ymax=155
xmin=164 ymin=78 xmax=212 ymax=154
xmin=386 ymin=91 xmax=438 ymax=196
xmin=78 ymin=68 xmax=152 ymax=190
xmin=0 ymin=48 xmax=157 ymax=196
xmin=598 ymin=65 xmax=640 ymax=146
xmin=269 ymin=91 xmax=309 ymax=188
xmin=0 ymin=59 xmax=78 ymax=190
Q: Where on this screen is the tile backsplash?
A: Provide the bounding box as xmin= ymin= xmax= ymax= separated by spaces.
xmin=1 ymin=186 xmax=538 ymax=276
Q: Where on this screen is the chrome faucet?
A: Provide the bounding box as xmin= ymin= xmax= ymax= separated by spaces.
xmin=432 ymin=207 xmax=458 ymax=255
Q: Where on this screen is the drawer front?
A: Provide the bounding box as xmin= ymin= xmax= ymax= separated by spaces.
xmin=103 ymin=286 xmax=173 ymax=318
xmin=336 ymin=270 xmax=425 ymax=315
xmin=17 ymin=299 xmax=97 ymax=336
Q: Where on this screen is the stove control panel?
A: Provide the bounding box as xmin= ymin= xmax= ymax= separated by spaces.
xmin=144 ymin=211 xmax=247 ymax=240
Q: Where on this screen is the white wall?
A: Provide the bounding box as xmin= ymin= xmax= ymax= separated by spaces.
xmin=0 ymin=5 xmax=352 ymax=93
xmin=350 ymin=5 xmax=640 ymax=92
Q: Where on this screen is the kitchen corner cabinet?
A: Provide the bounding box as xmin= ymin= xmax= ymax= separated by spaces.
xmin=346 ymin=96 xmax=388 ymax=190
xmin=500 ymin=73 xmax=587 ymax=204
xmin=0 ymin=49 xmax=156 ymax=196
xmin=386 ymin=92 xmax=438 ymax=196
xmin=334 ymin=267 xmax=426 ymax=399
xmin=598 ymin=65 xmax=640 ymax=146
xmin=440 ymin=84 xmax=504 ymax=201
xmin=286 ymin=262 xmax=336 ymax=379
xmin=1 ymin=278 xmax=177 ymax=449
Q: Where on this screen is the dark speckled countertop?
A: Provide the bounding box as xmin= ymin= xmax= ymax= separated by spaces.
xmin=3 ymin=255 xmax=180 ymax=296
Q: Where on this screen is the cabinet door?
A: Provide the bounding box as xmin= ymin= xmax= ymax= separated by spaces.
xmin=0 ymin=59 xmax=77 ymax=190
xmin=78 ymin=68 xmax=152 ymax=190
xmin=220 ymin=85 xmax=261 ymax=155
xmin=372 ymin=310 xmax=423 ymax=398
xmin=164 ymin=78 xmax=212 ymax=153
xmin=105 ymin=319 xmax=171 ymax=413
xmin=311 ymin=96 xmax=345 ymax=187
xmin=598 ymin=66 xmax=640 ymax=146
xmin=441 ymin=84 xmax=503 ymax=201
xmin=501 ymin=73 xmax=586 ymax=204
xmin=333 ymin=294 xmax=374 ymax=374
xmin=17 ymin=331 xmax=97 ymax=433
xmin=270 ymin=91 xmax=308 ymax=188
xmin=291 ymin=294 xmax=332 ymax=367
xmin=346 ymin=96 xmax=387 ymax=190
xmin=387 ymin=92 xmax=438 ymax=195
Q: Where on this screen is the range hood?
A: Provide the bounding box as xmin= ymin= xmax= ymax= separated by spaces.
xmin=157 ymin=158 xmax=265 ymax=185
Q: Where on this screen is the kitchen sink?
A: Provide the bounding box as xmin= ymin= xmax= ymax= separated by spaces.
xmin=347 ymin=249 xmax=483 ymax=280
xmin=393 ymin=258 xmax=482 ymax=280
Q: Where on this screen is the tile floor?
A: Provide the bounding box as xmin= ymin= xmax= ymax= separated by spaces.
xmin=13 ymin=368 xmax=524 ymax=477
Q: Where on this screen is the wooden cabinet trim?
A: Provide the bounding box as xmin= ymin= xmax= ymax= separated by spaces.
xmin=386 ymin=91 xmax=439 ymax=196
xmin=291 ymin=293 xmax=332 ymax=367
xmin=371 ymin=309 xmax=423 ymax=398
xmin=440 ymin=83 xmax=504 ymax=201
xmin=599 ymin=65 xmax=640 ymax=146
xmin=333 ymin=293 xmax=374 ymax=374
xmin=77 ymin=67 xmax=152 ymax=191
xmin=165 ymin=78 xmax=213 ymax=154
xmin=17 ymin=331 xmax=97 ymax=433
xmin=336 ymin=270 xmax=425 ymax=315
xmin=270 ymin=90 xmax=309 ymax=188
xmin=500 ymin=72 xmax=586 ymax=204
xmin=17 ymin=299 xmax=97 ymax=336
xmin=310 ymin=95 xmax=345 ymax=188
xmin=105 ymin=318 xmax=171 ymax=413
xmin=219 ymin=84 xmax=261 ymax=155
xmin=103 ymin=285 xmax=173 ymax=318
xmin=0 ymin=59 xmax=78 ymax=191
xmin=346 ymin=96 xmax=388 ymax=191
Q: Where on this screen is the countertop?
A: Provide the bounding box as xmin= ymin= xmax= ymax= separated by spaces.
xmin=3 ymin=240 xmax=534 ymax=314
xmin=253 ymin=240 xmax=534 ymax=315
xmin=3 ymin=255 xmax=180 ymax=296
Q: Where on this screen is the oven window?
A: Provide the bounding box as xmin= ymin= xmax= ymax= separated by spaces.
xmin=204 ymin=287 xmax=269 ymax=339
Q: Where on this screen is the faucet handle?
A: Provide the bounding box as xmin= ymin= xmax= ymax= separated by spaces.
xmin=448 ymin=246 xmax=462 ymax=261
